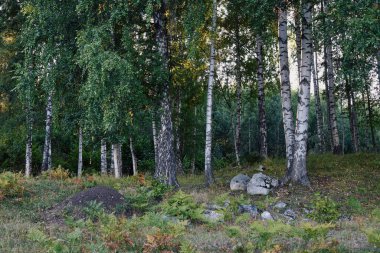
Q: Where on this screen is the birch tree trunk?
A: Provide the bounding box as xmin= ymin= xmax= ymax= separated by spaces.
xmin=312 ymin=49 xmax=325 ymax=152
xmin=100 ymin=139 xmax=107 ymax=174
xmin=234 ymin=22 xmax=242 ymax=167
xmin=152 ymin=116 xmax=158 ymax=167
xmin=112 ymin=143 xmax=122 ymax=178
xmin=191 ymin=108 xmax=197 ymax=175
xmin=322 ymin=0 xmax=341 ymax=154
xmin=41 ymin=92 xmax=53 ymax=171
xmin=153 ymin=0 xmax=179 ymax=187
xmin=204 ymin=0 xmax=217 ymax=186
xmin=130 ymin=137 xmax=138 ymax=176
xmin=278 ymin=2 xmax=295 ymax=176
xmin=25 ymin=114 xmax=32 ymax=177
xmin=78 ymin=127 xmax=83 ymax=177
xmin=110 ymin=145 xmax=114 ymax=174
xmin=366 ymin=86 xmax=376 ymax=149
xmin=290 ymin=1 xmax=312 ymax=186
xmin=256 ymin=36 xmax=268 ymax=158
xmin=295 ymin=10 xmax=302 ymax=81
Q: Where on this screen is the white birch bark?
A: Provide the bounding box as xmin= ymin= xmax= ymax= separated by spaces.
xmin=130 ymin=137 xmax=138 ymax=176
xmin=100 ymin=139 xmax=107 ymax=174
xmin=41 ymin=92 xmax=53 ymax=171
xmin=323 ymin=0 xmax=341 ymax=154
xmin=278 ymin=2 xmax=295 ymax=176
xmin=291 ymin=1 xmax=312 ymax=186
xmin=153 ymin=0 xmax=179 ymax=187
xmin=204 ymin=0 xmax=217 ymax=186
xmin=77 ymin=127 xmax=83 ymax=177
xmin=312 ymin=49 xmax=325 ymax=152
xmin=25 ymin=118 xmax=32 ymax=177
xmin=234 ymin=22 xmax=242 ymax=167
xmin=256 ymin=36 xmax=268 ymax=158
xmin=112 ymin=143 xmax=122 ymax=178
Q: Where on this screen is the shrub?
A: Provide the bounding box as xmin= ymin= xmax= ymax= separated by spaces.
xmin=308 ymin=193 xmax=340 ymax=223
xmin=0 ymin=171 xmax=25 ymax=199
xmin=42 ymin=165 xmax=70 ymax=180
xmin=162 ymin=191 xmax=204 ymax=222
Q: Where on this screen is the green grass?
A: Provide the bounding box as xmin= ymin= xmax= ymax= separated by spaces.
xmin=0 ymin=153 xmax=379 ymax=252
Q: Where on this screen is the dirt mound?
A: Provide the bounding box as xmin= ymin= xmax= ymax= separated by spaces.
xmin=44 ymin=186 xmax=130 ymax=224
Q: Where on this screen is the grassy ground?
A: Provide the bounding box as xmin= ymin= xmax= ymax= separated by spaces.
xmin=0 ymin=153 xmax=379 ymax=253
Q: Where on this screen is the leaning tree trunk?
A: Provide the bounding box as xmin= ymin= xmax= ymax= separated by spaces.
xmin=130 ymin=137 xmax=138 ymax=176
xmin=41 ymin=92 xmax=53 ymax=171
xmin=234 ymin=21 xmax=242 ymax=167
xmin=100 ymin=139 xmax=107 ymax=174
xmin=312 ymin=48 xmax=325 ymax=152
xmin=290 ymin=1 xmax=312 ymax=186
xmin=153 ymin=0 xmax=179 ymax=187
xmin=278 ymin=2 xmax=295 ymax=177
xmin=256 ymin=36 xmax=268 ymax=158
xmin=112 ymin=143 xmax=122 ymax=178
xmin=322 ymin=0 xmax=341 ymax=154
xmin=78 ymin=127 xmax=83 ymax=177
xmin=204 ymin=0 xmax=217 ymax=186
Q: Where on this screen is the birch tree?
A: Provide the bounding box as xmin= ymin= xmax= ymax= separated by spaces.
xmin=290 ymin=0 xmax=313 ymax=186
xmin=204 ymin=0 xmax=217 ymax=186
xmin=77 ymin=127 xmax=83 ymax=177
xmin=100 ymin=139 xmax=107 ymax=174
xmin=278 ymin=0 xmax=295 ymax=174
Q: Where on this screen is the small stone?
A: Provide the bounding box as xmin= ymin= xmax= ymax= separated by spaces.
xmin=283 ymin=209 xmax=297 ymax=220
xmin=203 ymin=210 xmax=223 ymax=222
xmin=238 ymin=204 xmax=259 ymax=217
xmin=303 ymin=208 xmax=311 ymax=214
xmin=274 ymin=202 xmax=287 ymax=209
xmin=261 ymin=211 xmax=274 ymax=220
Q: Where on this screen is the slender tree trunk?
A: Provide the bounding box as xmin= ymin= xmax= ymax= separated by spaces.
xmin=290 ymin=1 xmax=312 ymax=186
xmin=278 ymin=2 xmax=295 ymax=177
xmin=110 ymin=144 xmax=114 ymax=174
xmin=152 ymin=116 xmax=158 ymax=167
xmin=248 ymin=116 xmax=252 ymax=153
xmin=153 ymin=0 xmax=179 ymax=187
xmin=351 ymin=90 xmax=360 ymax=150
xmin=41 ymin=92 xmax=53 ymax=171
xmin=346 ymin=80 xmax=359 ymax=153
xmin=322 ymin=0 xmax=341 ymax=154
xmin=256 ymin=36 xmax=268 ymax=158
xmin=78 ymin=127 xmax=83 ymax=177
xmin=295 ymin=9 xmax=302 ymax=81
xmin=204 ymin=0 xmax=217 ymax=186
xmin=25 ymin=113 xmax=32 ymax=177
xmin=112 ymin=143 xmax=122 ymax=178
xmin=234 ymin=21 xmax=242 ymax=167
xmin=175 ymin=98 xmax=184 ymax=174
xmin=366 ymin=86 xmax=376 ymax=149
xmin=312 ymin=49 xmax=325 ymax=152
xmin=130 ymin=137 xmax=138 ymax=176
xmin=191 ymin=108 xmax=197 ymax=175
xmin=100 ymin=139 xmax=107 ymax=174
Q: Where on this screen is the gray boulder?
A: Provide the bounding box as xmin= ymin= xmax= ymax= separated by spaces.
xmin=230 ymin=174 xmax=251 ymax=191
xmin=283 ymin=209 xmax=297 ymax=220
xmin=247 ymin=173 xmax=279 ymax=195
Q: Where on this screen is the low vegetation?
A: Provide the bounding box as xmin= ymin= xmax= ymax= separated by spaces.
xmin=0 ymin=154 xmax=379 ymax=252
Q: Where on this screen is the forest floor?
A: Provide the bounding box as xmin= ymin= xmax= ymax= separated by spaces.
xmin=0 ymin=153 xmax=379 ymax=253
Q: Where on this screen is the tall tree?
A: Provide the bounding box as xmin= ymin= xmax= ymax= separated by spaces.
xmin=278 ymin=0 xmax=295 ymax=174
xmin=256 ymin=36 xmax=268 ymax=158
xmin=289 ymin=0 xmax=313 ymax=186
xmin=153 ymin=0 xmax=179 ymax=187
xmin=204 ymin=0 xmax=217 ymax=186
xmin=321 ymin=0 xmax=341 ymax=154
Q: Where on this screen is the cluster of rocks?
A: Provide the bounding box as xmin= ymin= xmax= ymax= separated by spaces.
xmin=230 ymin=170 xmax=279 ymax=196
